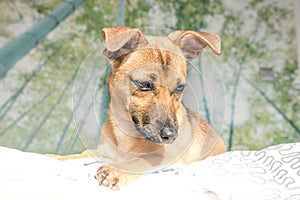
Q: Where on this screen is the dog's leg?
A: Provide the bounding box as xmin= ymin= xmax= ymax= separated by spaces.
xmin=46 ymin=150 xmax=92 ymax=161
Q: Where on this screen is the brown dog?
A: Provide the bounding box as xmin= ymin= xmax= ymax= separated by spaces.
xmin=91 ymin=26 xmax=226 ymax=190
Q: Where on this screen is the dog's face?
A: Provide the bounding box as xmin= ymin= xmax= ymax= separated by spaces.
xmin=126 ymin=49 xmax=186 ymax=144
xmin=102 ymin=26 xmax=221 ymax=144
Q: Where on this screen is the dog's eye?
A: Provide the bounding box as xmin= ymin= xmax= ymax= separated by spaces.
xmin=174 ymin=84 xmax=185 ymax=93
xmin=134 ymin=81 xmax=153 ymax=91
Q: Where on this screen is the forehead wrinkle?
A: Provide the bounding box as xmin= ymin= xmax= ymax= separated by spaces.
xmin=161 ymin=50 xmax=171 ymax=72
xmin=160 ymin=50 xmax=187 ymax=77
xmin=117 ymin=48 xmax=187 ymax=78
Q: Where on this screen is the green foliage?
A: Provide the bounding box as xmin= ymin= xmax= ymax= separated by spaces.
xmin=27 ymin=0 xmax=64 ymax=14
xmin=75 ymin=0 xmax=118 ymax=33
xmin=125 ymin=0 xmax=152 ymax=27
xmin=0 ymin=0 xmax=20 ymax=38
xmin=157 ymin=0 xmax=223 ymax=29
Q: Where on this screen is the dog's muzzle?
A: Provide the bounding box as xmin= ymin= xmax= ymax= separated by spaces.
xmin=149 ymin=126 xmax=178 ymax=144
xmin=132 ymin=115 xmax=178 ymax=144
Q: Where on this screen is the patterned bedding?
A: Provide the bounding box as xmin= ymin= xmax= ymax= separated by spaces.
xmin=0 ymin=143 xmax=299 ymax=200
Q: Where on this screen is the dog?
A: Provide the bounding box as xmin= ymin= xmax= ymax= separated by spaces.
xmin=51 ymin=26 xmax=226 ymax=189
xmin=90 ymin=26 xmax=227 ymax=190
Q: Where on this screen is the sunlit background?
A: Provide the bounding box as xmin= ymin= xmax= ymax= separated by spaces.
xmin=0 ymin=0 xmax=299 ymax=154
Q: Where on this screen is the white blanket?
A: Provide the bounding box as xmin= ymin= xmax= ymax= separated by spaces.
xmin=1 ymin=143 xmax=299 ymax=200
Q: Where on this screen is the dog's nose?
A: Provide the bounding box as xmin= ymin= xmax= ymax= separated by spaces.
xmin=160 ymin=127 xmax=178 ymax=143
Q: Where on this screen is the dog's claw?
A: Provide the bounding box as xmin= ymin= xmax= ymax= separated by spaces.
xmin=110 ymin=178 xmax=120 ymax=190
xmin=96 ymin=166 xmax=120 ymax=190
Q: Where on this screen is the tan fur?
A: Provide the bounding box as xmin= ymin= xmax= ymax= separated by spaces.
xmin=52 ymin=26 xmax=226 ymax=190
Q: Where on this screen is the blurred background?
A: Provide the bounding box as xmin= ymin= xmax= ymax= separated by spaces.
xmin=0 ymin=0 xmax=299 ymax=154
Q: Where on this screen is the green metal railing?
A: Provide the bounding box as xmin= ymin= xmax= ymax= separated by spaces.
xmin=0 ymin=0 xmax=85 ymax=78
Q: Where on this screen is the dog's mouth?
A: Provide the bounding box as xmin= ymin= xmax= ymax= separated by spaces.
xmin=147 ymin=134 xmax=176 ymax=144
xmin=132 ymin=116 xmax=178 ymax=144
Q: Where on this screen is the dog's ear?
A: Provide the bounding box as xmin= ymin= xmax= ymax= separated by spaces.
xmin=101 ymin=26 xmax=148 ymax=59
xmin=168 ymin=31 xmax=221 ymax=61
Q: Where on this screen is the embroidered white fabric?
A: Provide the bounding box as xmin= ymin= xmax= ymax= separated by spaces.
xmin=0 ymin=143 xmax=299 ymax=200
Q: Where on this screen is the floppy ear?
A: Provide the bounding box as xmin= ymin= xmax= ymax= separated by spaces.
xmin=101 ymin=26 xmax=148 ymax=59
xmin=168 ymin=30 xmax=221 ymax=61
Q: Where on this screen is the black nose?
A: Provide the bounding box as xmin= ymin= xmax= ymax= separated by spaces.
xmin=159 ymin=127 xmax=178 ymax=143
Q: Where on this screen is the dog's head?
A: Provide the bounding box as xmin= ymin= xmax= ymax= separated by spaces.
xmin=102 ymin=26 xmax=221 ymax=144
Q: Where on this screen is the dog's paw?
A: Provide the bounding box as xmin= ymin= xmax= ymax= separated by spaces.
xmin=96 ymin=165 xmax=140 ymax=190
xmin=96 ymin=166 xmax=120 ymax=190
